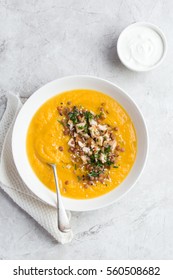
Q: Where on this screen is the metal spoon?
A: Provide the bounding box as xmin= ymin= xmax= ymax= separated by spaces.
xmin=48 ymin=163 xmax=71 ymax=233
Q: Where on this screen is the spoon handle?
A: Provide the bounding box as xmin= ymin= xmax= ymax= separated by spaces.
xmin=51 ymin=164 xmax=71 ymax=233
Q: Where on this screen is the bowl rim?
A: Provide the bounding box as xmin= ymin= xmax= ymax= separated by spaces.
xmin=117 ymin=21 xmax=167 ymax=72
xmin=12 ymin=75 xmax=149 ymax=211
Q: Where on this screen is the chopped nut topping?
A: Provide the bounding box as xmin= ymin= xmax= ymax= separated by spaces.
xmin=65 ymin=180 xmax=69 ymax=185
xmin=57 ymin=104 xmax=124 ymax=186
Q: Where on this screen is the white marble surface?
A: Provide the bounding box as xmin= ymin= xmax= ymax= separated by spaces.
xmin=0 ymin=0 xmax=173 ymax=260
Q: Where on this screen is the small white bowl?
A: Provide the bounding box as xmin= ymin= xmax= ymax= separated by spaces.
xmin=117 ymin=22 xmax=167 ymax=72
xmin=12 ymin=76 xmax=148 ymax=211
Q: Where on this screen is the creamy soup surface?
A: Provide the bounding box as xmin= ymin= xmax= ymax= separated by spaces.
xmin=27 ymin=89 xmax=137 ymax=199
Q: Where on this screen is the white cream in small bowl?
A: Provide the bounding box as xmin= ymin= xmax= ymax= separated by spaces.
xmin=117 ymin=22 xmax=167 ymax=72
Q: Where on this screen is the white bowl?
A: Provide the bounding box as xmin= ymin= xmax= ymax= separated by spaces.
xmin=117 ymin=22 xmax=167 ymax=72
xmin=12 ymin=76 xmax=148 ymax=211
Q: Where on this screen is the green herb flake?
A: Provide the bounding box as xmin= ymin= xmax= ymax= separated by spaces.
xmin=113 ymin=165 xmax=118 ymax=168
xmin=68 ymin=109 xmax=79 ymax=124
xmin=84 ymin=124 xmax=89 ymax=133
xmin=104 ymin=145 xmax=111 ymax=154
xmin=106 ymin=160 xmax=114 ymax=166
xmin=95 ymin=112 xmax=103 ymax=119
xmin=88 ymin=170 xmax=102 ymax=177
xmin=84 ymin=111 xmax=93 ymax=121
xmin=90 ymin=154 xmax=95 ymax=163
xmin=89 ymin=152 xmax=101 ymax=164
xmin=94 ymin=152 xmax=100 ymax=159
xmin=57 ymin=120 xmax=64 ymax=125
xmin=96 ymin=161 xmax=103 ymax=167
xmin=77 ymin=176 xmax=82 ymax=181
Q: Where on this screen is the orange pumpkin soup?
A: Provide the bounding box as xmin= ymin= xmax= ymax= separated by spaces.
xmin=26 ymin=89 xmax=137 ymax=199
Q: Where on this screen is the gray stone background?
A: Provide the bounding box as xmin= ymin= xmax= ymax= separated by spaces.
xmin=0 ymin=0 xmax=173 ymax=259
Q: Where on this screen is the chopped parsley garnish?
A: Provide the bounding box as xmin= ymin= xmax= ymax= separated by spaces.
xmin=84 ymin=111 xmax=93 ymax=121
xmin=88 ymin=170 xmax=102 ymax=177
xmin=68 ymin=109 xmax=79 ymax=124
xmin=105 ymin=160 xmax=114 ymax=166
xmin=90 ymin=154 xmax=95 ymax=163
xmin=94 ymin=152 xmax=100 ymax=159
xmin=104 ymin=145 xmax=111 ymax=154
xmin=90 ymin=151 xmax=101 ymax=164
xmin=96 ymin=161 xmax=103 ymax=167
xmin=84 ymin=124 xmax=89 ymax=133
xmin=95 ymin=112 xmax=104 ymax=119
